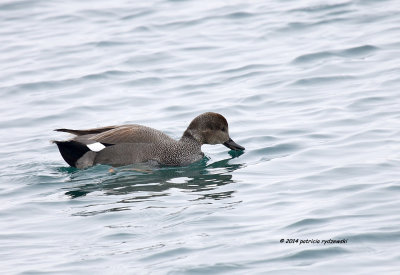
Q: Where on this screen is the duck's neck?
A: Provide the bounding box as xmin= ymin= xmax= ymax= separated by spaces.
xmin=180 ymin=129 xmax=202 ymax=147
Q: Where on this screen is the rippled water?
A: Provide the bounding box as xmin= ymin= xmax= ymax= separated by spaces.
xmin=1 ymin=0 xmax=400 ymax=273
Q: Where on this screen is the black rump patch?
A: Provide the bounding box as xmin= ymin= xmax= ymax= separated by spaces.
xmin=54 ymin=140 xmax=90 ymax=167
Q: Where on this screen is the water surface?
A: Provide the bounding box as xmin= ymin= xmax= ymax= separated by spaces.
xmin=1 ymin=0 xmax=400 ymax=274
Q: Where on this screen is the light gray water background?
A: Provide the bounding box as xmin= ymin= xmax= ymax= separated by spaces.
xmin=1 ymin=0 xmax=400 ymax=274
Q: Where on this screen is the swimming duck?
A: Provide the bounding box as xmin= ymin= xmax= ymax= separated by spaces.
xmin=54 ymin=112 xmax=245 ymax=169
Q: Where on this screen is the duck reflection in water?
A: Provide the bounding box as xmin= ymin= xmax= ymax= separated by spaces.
xmin=64 ymin=150 xmax=245 ymax=202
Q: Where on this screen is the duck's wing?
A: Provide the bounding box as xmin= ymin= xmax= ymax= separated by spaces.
xmin=89 ymin=124 xmax=174 ymax=144
xmin=54 ymin=126 xmax=118 ymax=136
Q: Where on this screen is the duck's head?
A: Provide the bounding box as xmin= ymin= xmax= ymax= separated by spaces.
xmin=182 ymin=112 xmax=245 ymax=151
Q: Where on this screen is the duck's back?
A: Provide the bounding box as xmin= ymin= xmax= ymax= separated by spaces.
xmin=88 ymin=124 xmax=175 ymax=145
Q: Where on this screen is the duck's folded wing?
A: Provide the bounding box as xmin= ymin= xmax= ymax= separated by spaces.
xmin=89 ymin=125 xmax=174 ymax=144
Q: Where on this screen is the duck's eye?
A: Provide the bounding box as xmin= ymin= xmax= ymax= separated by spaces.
xmin=221 ymin=127 xmax=226 ymax=132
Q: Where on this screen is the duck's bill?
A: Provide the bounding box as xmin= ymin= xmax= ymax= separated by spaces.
xmin=223 ymin=138 xmax=245 ymax=151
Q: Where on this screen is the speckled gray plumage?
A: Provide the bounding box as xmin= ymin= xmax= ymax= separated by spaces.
xmin=92 ymin=137 xmax=203 ymax=167
xmin=54 ymin=112 xmax=244 ymax=169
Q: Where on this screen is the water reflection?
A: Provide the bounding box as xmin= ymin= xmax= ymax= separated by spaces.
xmin=63 ymin=151 xmax=245 ymax=201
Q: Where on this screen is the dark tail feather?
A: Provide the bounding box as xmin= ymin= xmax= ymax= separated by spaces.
xmin=54 ymin=126 xmax=116 ymax=136
xmin=53 ymin=140 xmax=90 ymax=167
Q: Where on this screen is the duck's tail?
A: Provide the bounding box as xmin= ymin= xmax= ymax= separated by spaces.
xmin=54 ymin=126 xmax=116 ymax=136
xmin=53 ymin=140 xmax=90 ymax=168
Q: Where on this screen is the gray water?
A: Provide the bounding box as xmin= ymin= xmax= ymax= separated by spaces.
xmin=1 ymin=0 xmax=400 ymax=274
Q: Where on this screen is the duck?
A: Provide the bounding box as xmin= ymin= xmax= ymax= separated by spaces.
xmin=53 ymin=112 xmax=245 ymax=169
